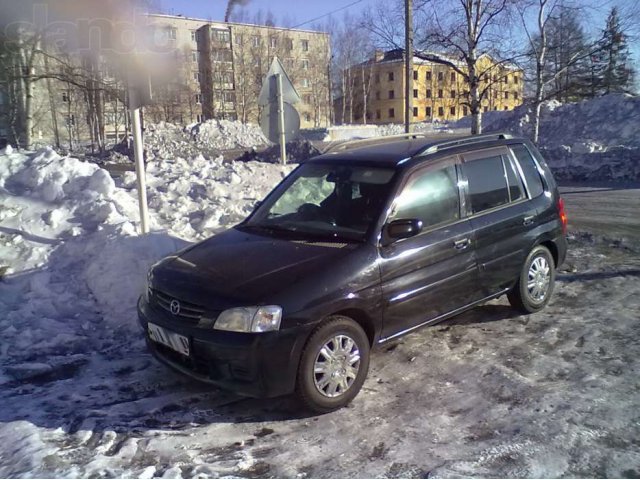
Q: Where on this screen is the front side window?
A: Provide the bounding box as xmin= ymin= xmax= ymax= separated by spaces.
xmin=390 ymin=165 xmax=460 ymax=230
xmin=462 ymin=155 xmax=511 ymax=214
xmin=246 ymin=164 xmax=396 ymax=241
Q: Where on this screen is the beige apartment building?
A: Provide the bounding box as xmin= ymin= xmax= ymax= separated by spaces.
xmin=0 ymin=14 xmax=330 ymax=149
xmin=144 ymin=14 xmax=331 ymax=129
xmin=337 ymin=49 xmax=524 ymax=125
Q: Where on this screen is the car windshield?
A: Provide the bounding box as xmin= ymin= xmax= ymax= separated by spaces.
xmin=244 ymin=163 xmax=396 ymax=241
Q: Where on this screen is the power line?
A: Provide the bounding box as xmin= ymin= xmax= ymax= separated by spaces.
xmin=277 ymin=0 xmax=365 ymax=34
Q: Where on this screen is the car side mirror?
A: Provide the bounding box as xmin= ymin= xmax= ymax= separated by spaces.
xmin=384 ymin=219 xmax=423 ymax=244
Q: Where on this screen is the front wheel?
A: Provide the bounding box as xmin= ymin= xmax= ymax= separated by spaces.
xmin=296 ymin=316 xmax=370 ymax=413
xmin=508 ymin=245 xmax=556 ymax=313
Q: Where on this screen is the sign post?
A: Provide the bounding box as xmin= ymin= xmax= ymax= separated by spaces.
xmin=258 ymin=58 xmax=301 ymax=165
xmin=128 ymin=74 xmax=153 ymax=234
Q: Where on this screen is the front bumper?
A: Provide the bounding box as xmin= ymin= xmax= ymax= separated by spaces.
xmin=137 ymin=296 xmax=311 ymax=398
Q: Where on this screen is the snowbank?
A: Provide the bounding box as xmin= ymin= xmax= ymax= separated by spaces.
xmin=143 ymin=119 xmax=269 ymax=161
xmin=453 ymin=94 xmax=640 ymax=181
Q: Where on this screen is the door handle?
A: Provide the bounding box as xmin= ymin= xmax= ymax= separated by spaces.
xmin=454 ymin=238 xmax=471 ymax=250
xmin=523 ymin=215 xmax=535 ymax=226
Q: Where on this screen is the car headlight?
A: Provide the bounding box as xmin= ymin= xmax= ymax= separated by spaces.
xmin=213 ymin=306 xmax=282 ymax=333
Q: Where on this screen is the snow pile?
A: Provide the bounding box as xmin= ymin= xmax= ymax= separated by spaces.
xmin=454 ymin=94 xmax=640 ymax=181
xmin=143 ymin=120 xmax=269 ymax=161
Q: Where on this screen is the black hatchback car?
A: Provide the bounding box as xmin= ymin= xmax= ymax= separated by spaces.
xmin=138 ymin=133 xmax=567 ymax=412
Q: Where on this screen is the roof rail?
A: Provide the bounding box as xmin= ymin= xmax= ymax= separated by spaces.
xmin=414 ymin=132 xmax=513 ymax=157
xmin=322 ymin=132 xmax=429 ymax=154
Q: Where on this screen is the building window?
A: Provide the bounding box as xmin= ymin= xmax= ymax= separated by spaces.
xmin=438 ymin=71 xmax=444 ymax=81
xmin=426 ymin=71 xmax=432 ymax=81
xmin=438 ymin=106 xmax=444 ymax=116
xmin=504 ymin=75 xmax=509 ymax=84
xmin=426 ymin=89 xmax=432 ymax=98
xmin=463 ymin=105 xmax=468 ymax=116
xmin=196 ymin=114 xmax=203 ymax=123
xmin=301 ymin=59 xmax=309 ymax=70
xmin=450 ymin=106 xmax=456 ymax=115
xmin=191 ymin=31 xmax=199 ymax=43
xmin=450 ymin=90 xmax=456 ymax=98
xmin=235 ymin=33 xmax=243 ymax=45
xmin=514 ymin=91 xmax=519 ymax=100
xmin=504 ymin=91 xmax=509 ymax=99
xmin=376 ymin=109 xmax=381 ymax=119
xmin=413 ymin=107 xmax=418 ymax=117
xmin=437 ymin=89 xmax=443 ymax=98
xmin=251 ymin=35 xmax=260 ymax=47
xmin=193 ymin=72 xmax=200 ymax=82
xmin=388 ymin=90 xmax=394 ymax=99
xmin=375 ymin=91 xmax=381 ymax=100
xmin=195 ymin=94 xmax=202 ymax=104
xmin=514 ymin=75 xmax=519 ymax=84
xmin=66 ymin=114 xmax=75 ymax=126
xmin=301 ymin=39 xmax=309 ymax=51
xmin=389 ymin=108 xmax=395 ymax=118
xmin=484 ymin=106 xmax=488 ymax=112
xmin=192 ymin=51 xmax=199 ymax=63
xmin=413 ymin=89 xmax=418 ymax=98
xmin=213 ymin=29 xmax=230 ymax=43
xmin=413 ymin=70 xmax=418 ymax=80
xmin=388 ymin=72 xmax=394 ymax=81
xmin=285 ymin=38 xmax=293 ymax=51
xmin=426 ymin=106 xmax=431 ymax=117
xmin=375 ymin=73 xmax=380 ymax=83
xmin=301 ymin=78 xmax=309 ymax=88
xmin=494 ymin=106 xmax=498 ymax=110
xmin=167 ymin=27 xmax=177 ymax=40
xmin=224 ymin=91 xmax=235 ymax=103
xmin=504 ymin=106 xmax=509 ymax=110
xmin=304 ymin=112 xmax=311 ymax=122
xmin=270 ymin=37 xmax=277 ymax=48
xmin=62 ymin=92 xmax=70 ymax=102
xmin=450 ymin=72 xmax=456 ymax=82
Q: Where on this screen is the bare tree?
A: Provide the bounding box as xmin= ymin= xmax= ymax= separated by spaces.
xmin=418 ymin=0 xmax=512 ymax=134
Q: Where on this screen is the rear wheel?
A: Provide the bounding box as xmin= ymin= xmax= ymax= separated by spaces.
xmin=296 ymin=316 xmax=370 ymax=413
xmin=508 ymin=245 xmax=556 ymax=313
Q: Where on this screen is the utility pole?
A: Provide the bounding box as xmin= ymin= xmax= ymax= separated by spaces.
xmin=404 ymin=0 xmax=413 ymax=133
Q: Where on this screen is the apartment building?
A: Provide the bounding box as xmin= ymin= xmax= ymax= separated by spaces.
xmin=145 ymin=14 xmax=331 ymax=129
xmin=0 ymin=14 xmax=330 ymax=149
xmin=337 ymin=49 xmax=523 ymax=125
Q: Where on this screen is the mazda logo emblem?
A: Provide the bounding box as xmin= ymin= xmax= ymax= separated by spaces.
xmin=170 ymin=300 xmax=181 ymax=315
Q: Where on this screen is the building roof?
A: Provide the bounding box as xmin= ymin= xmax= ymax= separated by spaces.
xmin=146 ymin=13 xmax=328 ymax=36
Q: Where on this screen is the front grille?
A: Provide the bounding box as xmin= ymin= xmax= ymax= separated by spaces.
xmin=151 ymin=289 xmax=205 ymax=324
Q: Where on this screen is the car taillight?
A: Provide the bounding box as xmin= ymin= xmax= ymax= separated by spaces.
xmin=558 ymin=197 xmax=567 ymax=234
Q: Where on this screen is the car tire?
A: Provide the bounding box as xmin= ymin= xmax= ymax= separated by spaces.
xmin=296 ymin=316 xmax=370 ymax=413
xmin=508 ymin=245 xmax=556 ymax=314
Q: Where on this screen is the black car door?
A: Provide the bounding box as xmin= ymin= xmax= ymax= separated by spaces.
xmin=459 ymin=147 xmax=536 ymax=295
xmin=378 ymin=158 xmax=482 ymax=341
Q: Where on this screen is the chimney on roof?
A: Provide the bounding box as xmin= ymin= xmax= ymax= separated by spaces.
xmin=373 ymin=50 xmax=384 ymax=62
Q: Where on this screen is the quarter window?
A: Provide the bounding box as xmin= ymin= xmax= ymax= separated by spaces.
xmin=462 ymin=156 xmax=511 ymax=214
xmin=511 ymin=145 xmax=545 ymax=198
xmin=390 ymin=165 xmax=460 ymax=230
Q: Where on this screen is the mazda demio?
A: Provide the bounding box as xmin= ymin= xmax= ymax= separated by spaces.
xmin=138 ymin=133 xmax=567 ymax=412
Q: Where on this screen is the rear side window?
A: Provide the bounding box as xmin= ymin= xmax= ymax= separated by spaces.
xmin=505 ymin=156 xmax=525 ymax=202
xmin=462 ymin=156 xmax=510 ymax=214
xmin=511 ymin=145 xmax=545 ymax=198
xmin=391 ymin=165 xmax=460 ymax=229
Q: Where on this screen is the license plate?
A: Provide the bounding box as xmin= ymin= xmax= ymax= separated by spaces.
xmin=148 ymin=323 xmax=190 ymax=356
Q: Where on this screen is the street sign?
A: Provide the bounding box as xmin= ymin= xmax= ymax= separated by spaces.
xmin=258 ymin=57 xmax=301 ymax=106
xmin=258 ymin=58 xmax=301 ymax=164
xmin=259 ymin=103 xmax=300 ymax=144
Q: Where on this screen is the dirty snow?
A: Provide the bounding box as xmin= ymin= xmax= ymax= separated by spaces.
xmin=1 ymin=142 xmax=640 ymax=478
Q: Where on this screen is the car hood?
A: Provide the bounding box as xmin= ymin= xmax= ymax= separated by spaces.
xmin=151 ymin=227 xmax=357 ymax=308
